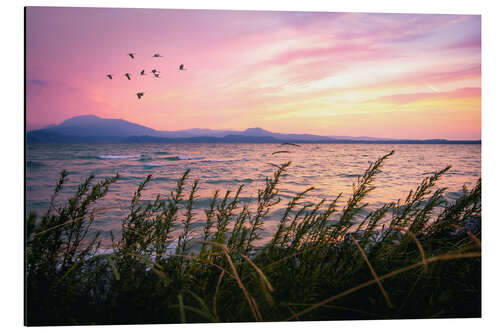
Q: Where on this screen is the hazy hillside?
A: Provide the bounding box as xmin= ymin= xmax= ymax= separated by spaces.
xmin=27 ymin=115 xmax=479 ymax=144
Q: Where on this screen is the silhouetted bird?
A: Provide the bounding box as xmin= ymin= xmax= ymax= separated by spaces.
xmin=140 ymin=70 xmax=146 ymax=76
xmin=153 ymin=53 xmax=162 ymax=57
xmin=179 ymin=64 xmax=187 ymax=71
xmin=127 ymin=53 xmax=136 ymax=59
xmin=106 ymin=74 xmax=113 ymax=80
xmin=136 ymin=92 xmax=144 ymax=99
xmin=151 ymin=69 xmax=160 ymax=74
xmin=124 ymin=73 xmax=132 ymax=80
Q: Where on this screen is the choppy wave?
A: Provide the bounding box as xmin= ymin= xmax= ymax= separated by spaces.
xmin=179 ymin=155 xmax=205 ymax=160
xmin=200 ymin=157 xmax=249 ymax=163
xmin=151 ymin=176 xmax=177 ymax=182
xmin=77 ymin=155 xmax=99 ymax=160
xmin=142 ymin=163 xmax=166 ymax=167
xmin=118 ymin=175 xmax=147 ymax=181
xmin=98 ymin=154 xmax=141 ymax=159
xmin=338 ymin=173 xmax=361 ymax=178
xmin=163 ymin=155 xmax=205 ymax=161
xmin=27 ymin=161 xmax=46 ymax=168
xmin=206 ymin=178 xmax=254 ymax=184
xmin=76 ymin=161 xmax=96 ymax=166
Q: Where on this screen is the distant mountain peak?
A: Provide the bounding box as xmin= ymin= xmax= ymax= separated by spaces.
xmin=74 ymin=114 xmax=100 ymax=119
xmin=243 ymin=127 xmax=272 ymax=136
xmin=60 ymin=114 xmax=103 ymax=125
xmin=30 ymin=114 xmax=159 ymax=141
xmin=65 ymin=114 xmax=101 ymax=121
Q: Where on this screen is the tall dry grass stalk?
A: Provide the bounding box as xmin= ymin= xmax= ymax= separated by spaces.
xmin=26 ymin=151 xmax=481 ymax=325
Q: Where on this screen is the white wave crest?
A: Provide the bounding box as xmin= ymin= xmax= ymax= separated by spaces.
xmin=201 ymin=157 xmax=250 ymax=163
xmin=142 ymin=163 xmax=164 ymax=167
xmin=178 ymin=156 xmax=205 ymax=160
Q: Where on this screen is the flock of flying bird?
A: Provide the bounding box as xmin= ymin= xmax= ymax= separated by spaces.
xmin=106 ymin=52 xmax=188 ymax=100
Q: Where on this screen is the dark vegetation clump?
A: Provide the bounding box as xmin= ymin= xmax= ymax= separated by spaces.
xmin=25 ymin=151 xmax=481 ymax=326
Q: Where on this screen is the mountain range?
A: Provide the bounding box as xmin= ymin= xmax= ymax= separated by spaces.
xmin=27 ymin=115 xmax=480 ymax=144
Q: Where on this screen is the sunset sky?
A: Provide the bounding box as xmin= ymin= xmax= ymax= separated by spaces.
xmin=26 ymin=7 xmax=481 ymax=140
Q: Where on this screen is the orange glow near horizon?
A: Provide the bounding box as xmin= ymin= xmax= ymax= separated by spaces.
xmin=26 ymin=8 xmax=481 ymax=140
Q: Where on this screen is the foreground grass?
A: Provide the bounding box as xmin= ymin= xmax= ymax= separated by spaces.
xmin=25 ymin=151 xmax=481 ymax=325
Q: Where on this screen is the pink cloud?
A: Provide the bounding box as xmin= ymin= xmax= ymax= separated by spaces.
xmin=446 ymin=36 xmax=481 ymax=50
xmin=265 ymin=43 xmax=385 ymax=66
xmin=371 ymin=87 xmax=481 ymax=105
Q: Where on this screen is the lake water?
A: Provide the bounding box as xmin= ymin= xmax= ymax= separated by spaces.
xmin=26 ymin=143 xmax=481 ymax=248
